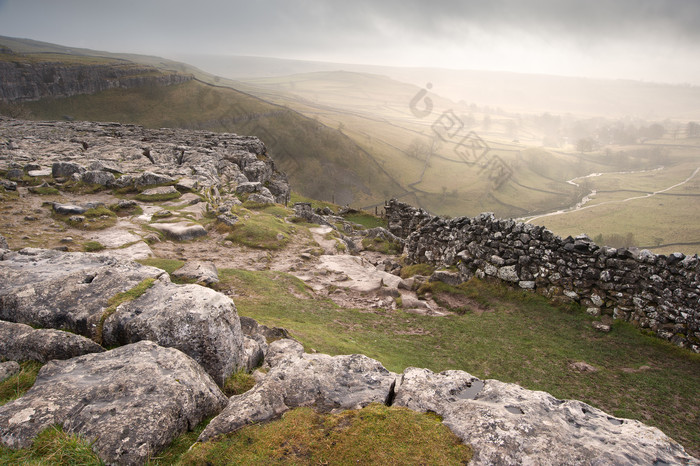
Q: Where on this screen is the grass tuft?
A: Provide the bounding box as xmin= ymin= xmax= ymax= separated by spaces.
xmin=0 ymin=425 xmax=102 ymax=465
xmin=178 ymin=404 xmax=472 ymax=465
xmin=361 ymin=236 xmax=402 ymax=255
xmin=400 ymin=263 xmax=436 ymax=279
xmin=83 ymin=241 xmax=105 ymax=252
xmin=222 ymin=370 xmax=256 ymax=397
xmin=94 ymin=278 xmax=157 ymax=345
xmin=226 ymin=213 xmax=294 ymax=250
xmin=0 ymin=360 xmax=42 ymax=406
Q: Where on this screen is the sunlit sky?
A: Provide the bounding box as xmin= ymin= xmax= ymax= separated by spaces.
xmin=1 ymin=0 xmax=699 ymax=84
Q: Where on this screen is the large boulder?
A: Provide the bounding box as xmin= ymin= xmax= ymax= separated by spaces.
xmin=51 ymin=161 xmax=84 ymax=178
xmin=0 ymin=248 xmax=245 ymax=385
xmin=0 ymin=248 xmax=165 ymax=337
xmin=199 ymin=339 xmax=396 ymax=441
xmin=393 ymin=367 xmax=698 ymax=465
xmin=0 ymin=341 xmax=228 ymax=465
xmin=102 ymin=279 xmax=244 ymax=385
xmin=0 ymin=320 xmax=104 ymax=363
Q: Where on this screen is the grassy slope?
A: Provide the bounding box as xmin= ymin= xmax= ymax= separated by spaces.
xmin=217 ymin=269 xmax=700 ymax=458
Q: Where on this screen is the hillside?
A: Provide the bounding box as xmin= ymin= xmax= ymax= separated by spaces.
xmin=0 ymin=36 xmax=401 ymax=208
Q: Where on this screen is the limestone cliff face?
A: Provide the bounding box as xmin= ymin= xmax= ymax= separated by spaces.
xmin=0 ymin=59 xmax=192 ymax=102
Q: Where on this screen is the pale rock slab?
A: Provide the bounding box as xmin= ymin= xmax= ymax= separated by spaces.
xmin=0 ymin=341 xmax=228 ymax=465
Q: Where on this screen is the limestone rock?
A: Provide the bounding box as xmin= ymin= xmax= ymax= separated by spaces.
xmin=318 ymin=255 xmax=402 ymax=292
xmin=171 ymin=260 xmax=219 ymax=285
xmin=393 ymin=367 xmax=697 ymax=465
xmin=0 ymin=179 xmax=17 ymax=191
xmin=239 ymin=316 xmax=291 ymax=345
xmin=151 ymin=221 xmax=207 ymax=241
xmin=242 ymin=335 xmax=265 ymax=371
xmin=0 ymin=320 xmax=104 ymax=363
xmin=0 ymin=341 xmax=228 ymax=465
xmin=102 ymin=279 xmax=244 ymax=385
xmin=0 ymin=361 xmax=20 ymax=382
xmin=134 ymin=171 xmax=175 ymax=188
xmin=430 ymin=270 xmax=462 ymax=286
xmin=81 ymin=170 xmax=115 ymax=186
xmin=247 ymin=192 xmax=275 ymax=205
xmin=0 ymin=248 xmax=165 ymax=337
xmin=0 ymin=235 xmax=8 ymax=250
xmin=52 ymin=203 xmax=87 ymax=215
xmin=235 ymin=181 xmax=262 ymax=194
xmin=138 ymin=185 xmax=180 ymax=199
xmin=96 ymin=241 xmax=153 ymax=261
xmin=199 ymin=343 xmax=396 ymax=442
xmin=51 ymin=161 xmax=84 ymax=178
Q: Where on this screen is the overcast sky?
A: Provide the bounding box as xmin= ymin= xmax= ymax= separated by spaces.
xmin=1 ymin=0 xmax=699 ymax=84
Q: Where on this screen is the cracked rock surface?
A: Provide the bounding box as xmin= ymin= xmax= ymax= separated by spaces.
xmin=0 ymin=341 xmax=227 ymax=465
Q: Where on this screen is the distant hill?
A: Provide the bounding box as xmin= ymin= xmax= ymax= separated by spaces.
xmin=179 ymin=54 xmax=700 ymax=120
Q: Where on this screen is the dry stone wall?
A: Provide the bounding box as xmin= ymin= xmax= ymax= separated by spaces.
xmin=386 ymin=199 xmax=700 ymax=352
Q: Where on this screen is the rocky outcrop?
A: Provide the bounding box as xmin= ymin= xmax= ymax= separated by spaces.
xmin=0 ymin=248 xmax=245 ymax=384
xmin=393 ymin=367 xmax=698 ymax=465
xmin=0 ymin=60 xmax=191 ymax=102
xmin=0 ymin=320 xmax=104 ymax=363
xmin=0 ymin=118 xmax=290 ymax=204
xmin=198 ymin=339 xmax=397 ymax=441
xmin=387 ymin=199 xmax=700 ymax=352
xmin=195 ymin=340 xmax=698 ymax=463
xmin=0 ymin=248 xmax=165 ymax=336
xmin=0 ymin=340 xmax=228 ymax=465
xmin=102 ymin=279 xmax=244 ymax=386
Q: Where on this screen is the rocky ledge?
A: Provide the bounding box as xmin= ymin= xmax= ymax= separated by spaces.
xmin=0 ymin=117 xmax=290 ymax=205
xmin=0 ymin=246 xmax=697 ymax=465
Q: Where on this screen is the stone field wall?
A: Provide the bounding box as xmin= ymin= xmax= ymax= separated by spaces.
xmin=386 ymin=199 xmax=700 ymax=352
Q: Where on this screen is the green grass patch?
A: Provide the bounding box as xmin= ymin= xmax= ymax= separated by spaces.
xmin=400 ymin=263 xmax=436 ymax=278
xmin=225 ymin=213 xmax=295 ymax=250
xmin=136 ymin=258 xmax=185 ymax=275
xmin=94 ymin=278 xmax=157 ymax=345
xmin=62 ymin=181 xmax=106 ymax=194
xmin=344 ymin=212 xmax=387 ymax=229
xmin=145 ymin=418 xmax=211 ymax=465
xmin=83 ymin=241 xmax=105 ymax=252
xmin=361 ymin=236 xmax=402 ymax=255
xmin=222 ymin=369 xmax=256 ymax=397
xmin=28 ymin=185 xmax=60 ymax=195
xmin=216 ymin=268 xmax=700 ymax=457
xmin=108 ymin=202 xmax=143 ymax=217
xmin=289 ymin=191 xmax=340 ymax=212
xmin=260 ymin=204 xmax=293 ymax=218
xmin=54 ymin=206 xmax=118 ymax=231
xmin=0 ymin=425 xmax=102 ymax=465
xmin=178 ymin=404 xmax=472 ymax=465
xmin=134 ymin=191 xmax=181 ymax=202
xmin=0 ymin=361 xmax=42 ymax=406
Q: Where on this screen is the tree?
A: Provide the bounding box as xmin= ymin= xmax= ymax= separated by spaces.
xmin=576 ymin=138 xmax=594 ymax=153
xmin=687 ymin=121 xmax=700 ymax=138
